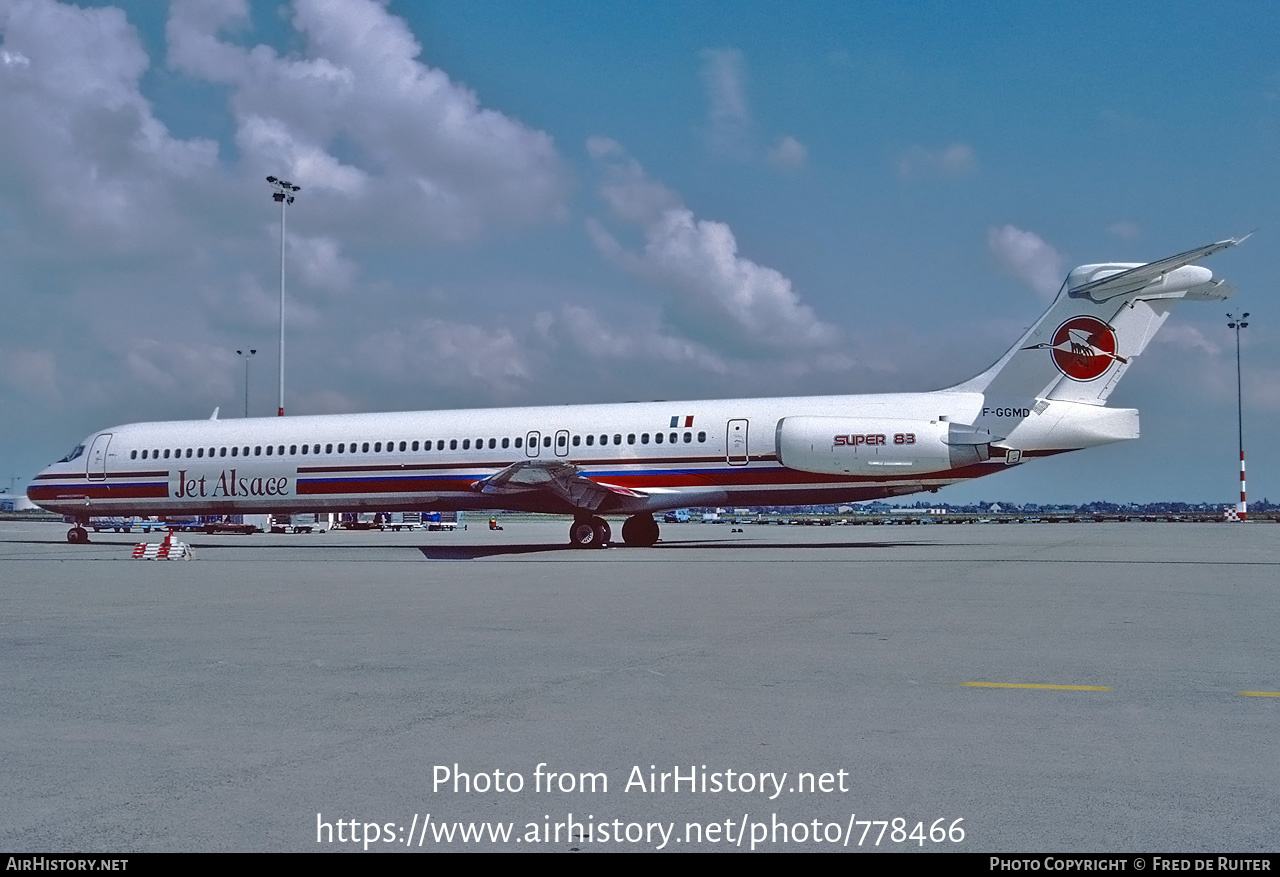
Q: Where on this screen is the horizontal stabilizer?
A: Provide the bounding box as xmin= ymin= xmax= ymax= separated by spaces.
xmin=1068 ymin=237 xmax=1244 ymax=303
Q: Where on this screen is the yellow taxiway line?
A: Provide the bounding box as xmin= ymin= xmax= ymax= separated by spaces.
xmin=961 ymin=682 xmax=1110 ymax=691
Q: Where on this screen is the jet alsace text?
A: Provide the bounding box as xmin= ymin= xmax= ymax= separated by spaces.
xmin=174 ymin=469 xmax=290 ymax=498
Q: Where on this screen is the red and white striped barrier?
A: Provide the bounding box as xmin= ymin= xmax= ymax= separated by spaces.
xmin=131 ymin=530 xmax=193 ymax=560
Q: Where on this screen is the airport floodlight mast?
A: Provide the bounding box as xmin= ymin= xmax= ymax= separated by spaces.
xmin=236 ymin=349 xmax=256 ymax=418
xmin=266 ymin=176 xmax=300 ymax=417
xmin=1226 ymin=312 xmax=1249 ymax=521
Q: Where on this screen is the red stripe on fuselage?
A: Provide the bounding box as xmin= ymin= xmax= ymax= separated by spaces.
xmin=27 ymin=483 xmax=169 ymax=501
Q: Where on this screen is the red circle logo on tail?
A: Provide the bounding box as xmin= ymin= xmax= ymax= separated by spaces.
xmin=1049 ymin=316 xmax=1120 ymax=381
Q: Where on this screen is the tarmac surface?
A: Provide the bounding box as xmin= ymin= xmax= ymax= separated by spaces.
xmin=1 ymin=518 xmax=1277 ymax=853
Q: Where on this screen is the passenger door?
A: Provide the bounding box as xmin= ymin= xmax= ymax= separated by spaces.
xmin=86 ymin=433 xmax=112 ymax=481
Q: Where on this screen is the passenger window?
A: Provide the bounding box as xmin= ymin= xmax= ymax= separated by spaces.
xmin=450 ymin=439 xmax=458 ymax=450
xmin=627 ymin=434 xmax=635 ymax=444
xmin=361 ymin=443 xmax=369 ymax=453
xmin=326 ymin=444 xmax=333 ymax=454
xmin=544 ymin=436 xmax=552 ymax=448
xmin=641 ymin=434 xmax=649 ymax=444
xmin=684 ymin=432 xmax=692 ymax=443
xmin=229 ymin=447 xmax=236 ymax=457
xmin=197 ymin=448 xmax=204 ymax=458
xmin=585 ymin=435 xmax=594 ymax=446
xmin=411 ymin=441 xmax=418 ymax=451
xmin=670 ymin=432 xmax=677 ymax=443
xmin=220 ymin=447 xmax=227 ymax=457
xmin=131 ymin=450 xmax=138 ymax=460
xmin=502 ymin=437 xmax=509 ymax=449
xmin=614 ymin=435 xmax=621 ymax=445
xmin=698 ymin=431 xmax=707 ymax=442
xmin=489 ymin=438 xmax=496 ymax=449
xmin=654 ymin=433 xmax=663 ymax=444
xmin=515 ymin=437 xmax=522 ymax=448
xmin=572 ymin=436 xmax=580 ymax=446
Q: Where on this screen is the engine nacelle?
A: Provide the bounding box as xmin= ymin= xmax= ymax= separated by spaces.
xmin=775 ymin=416 xmax=993 ymax=476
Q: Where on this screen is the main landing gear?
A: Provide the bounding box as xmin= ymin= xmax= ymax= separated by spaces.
xmin=567 ymin=514 xmax=660 ymax=548
xmin=569 ymin=516 xmax=611 ymax=548
xmin=620 ymin=513 xmax=659 ymax=547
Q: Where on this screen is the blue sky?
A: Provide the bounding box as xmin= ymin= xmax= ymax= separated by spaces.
xmin=1 ymin=0 xmax=1276 ymax=504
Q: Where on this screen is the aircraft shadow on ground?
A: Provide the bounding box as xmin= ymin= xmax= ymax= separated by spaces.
xmin=15 ymin=536 xmax=941 ymax=558
xmin=415 ymin=539 xmax=939 ymax=560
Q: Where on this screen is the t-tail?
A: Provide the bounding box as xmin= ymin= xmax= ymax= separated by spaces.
xmin=953 ymin=237 xmax=1243 ymax=455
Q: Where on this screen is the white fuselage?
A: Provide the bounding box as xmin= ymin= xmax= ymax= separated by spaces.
xmin=29 ymin=389 xmax=1060 ymax=518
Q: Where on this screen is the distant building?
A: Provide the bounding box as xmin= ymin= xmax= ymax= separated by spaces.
xmin=0 ymin=489 xmax=37 ymax=512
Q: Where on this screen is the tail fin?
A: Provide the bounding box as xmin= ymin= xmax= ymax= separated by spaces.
xmin=952 ymin=237 xmax=1242 ymax=405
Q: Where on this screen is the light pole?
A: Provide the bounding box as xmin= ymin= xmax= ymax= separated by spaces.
xmin=1226 ymin=312 xmax=1249 ymax=521
xmin=236 ymin=349 xmax=256 ymax=418
xmin=266 ymin=176 xmax=300 ymax=417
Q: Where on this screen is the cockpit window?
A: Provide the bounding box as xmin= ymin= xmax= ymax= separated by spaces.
xmin=58 ymin=444 xmax=85 ymax=463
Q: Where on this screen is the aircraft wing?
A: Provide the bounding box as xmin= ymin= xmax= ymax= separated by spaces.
xmin=1068 ymin=237 xmax=1244 ymax=303
xmin=470 ymin=460 xmax=645 ymax=512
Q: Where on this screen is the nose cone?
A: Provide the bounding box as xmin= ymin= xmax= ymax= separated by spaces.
xmin=26 ymin=469 xmax=48 ymax=507
xmin=25 ymin=463 xmax=64 ymax=511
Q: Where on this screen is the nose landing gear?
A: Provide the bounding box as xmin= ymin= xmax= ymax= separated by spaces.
xmin=67 ymin=516 xmax=90 ymax=544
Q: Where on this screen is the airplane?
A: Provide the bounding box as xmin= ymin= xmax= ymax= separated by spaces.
xmin=28 ymin=237 xmax=1243 ymax=547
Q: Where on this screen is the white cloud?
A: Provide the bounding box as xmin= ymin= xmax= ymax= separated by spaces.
xmin=589 ymin=141 xmax=841 ymax=353
xmin=897 ymin=143 xmax=977 ymax=180
xmin=547 ymin=304 xmax=728 ymax=373
xmin=0 ymin=0 xmax=219 ymax=248
xmin=125 ymin=340 xmax=238 ymax=399
xmin=586 ymin=137 xmax=681 ymax=226
xmin=1107 ymin=221 xmax=1142 ymax=240
xmin=700 ymin=47 xmax=753 ymax=158
xmin=166 ymin=0 xmax=567 ymax=241
xmin=357 ymin=319 xmax=531 ymax=396
xmin=1 ymin=348 xmax=59 ymax=400
xmin=1154 ymin=323 xmax=1220 ymax=356
xmin=289 ymin=234 xmax=358 ymax=294
xmin=767 ymin=135 xmax=807 ymax=171
xmin=987 ymin=224 xmax=1065 ymax=300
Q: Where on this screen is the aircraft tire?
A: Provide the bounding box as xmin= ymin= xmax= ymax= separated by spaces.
xmin=67 ymin=526 xmax=89 ymax=545
xmin=621 ymin=514 xmax=660 ymax=547
xmin=569 ymin=518 xmax=607 ymax=549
